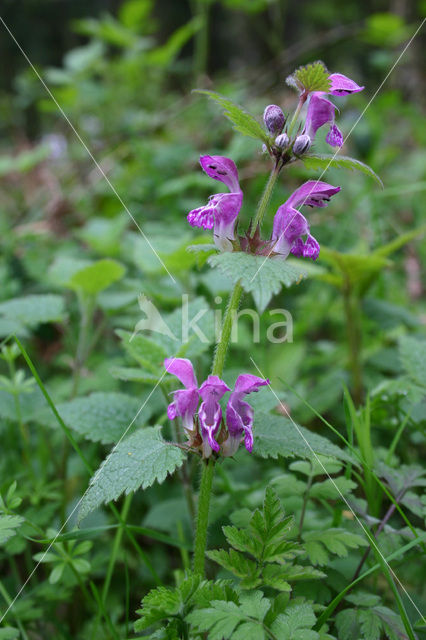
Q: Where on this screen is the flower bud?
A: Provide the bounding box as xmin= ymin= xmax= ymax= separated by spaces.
xmin=275 ymin=133 xmax=289 ymax=149
xmin=293 ymin=134 xmax=311 ymax=155
xmin=263 ymin=105 xmax=285 ymax=135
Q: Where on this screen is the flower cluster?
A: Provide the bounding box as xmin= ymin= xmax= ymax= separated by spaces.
xmin=187 ymin=155 xmax=340 ymax=260
xmin=264 ymin=70 xmax=364 ymax=160
xmin=164 ymin=358 xmax=269 ymax=458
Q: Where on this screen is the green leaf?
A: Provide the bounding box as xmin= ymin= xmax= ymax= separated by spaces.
xmin=399 ymin=335 xmax=426 ymax=388
xmin=302 ymin=153 xmax=383 ymax=188
xmin=309 ymin=476 xmax=357 ymax=500
xmin=271 ymin=603 xmax=319 ymax=640
xmin=0 ymin=294 xmax=65 ymax=330
xmin=44 ymin=392 xmax=148 ymax=444
xmin=302 ymin=529 xmax=368 ymax=566
xmin=0 ymin=515 xmax=24 ymax=546
xmin=253 ymin=412 xmax=354 ymax=464
xmin=208 ymin=252 xmax=306 ymax=313
xmin=116 ymin=328 xmax=167 ymax=374
xmin=69 ymin=259 xmax=125 ymax=295
xmin=109 ymin=366 xmax=159 ymax=385
xmin=187 ymin=591 xmax=271 ymax=640
xmin=194 ymin=90 xmax=269 ymax=143
xmin=78 ymin=427 xmax=185 ymax=522
xmin=359 ymin=609 xmax=383 ymax=640
xmin=135 ymin=576 xmax=238 ymax=634
xmin=287 ymin=61 xmax=331 ymax=94
xmin=335 ymin=608 xmax=360 ymax=640
xmin=207 ymin=549 xmax=260 ymax=587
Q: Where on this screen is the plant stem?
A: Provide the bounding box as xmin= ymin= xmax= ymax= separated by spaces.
xmin=101 ymin=493 xmax=132 ymax=604
xmin=298 ymin=473 xmax=313 ymax=538
xmin=193 ymin=457 xmax=215 ymax=575
xmin=351 ymin=489 xmax=405 ymax=582
xmin=192 ymin=163 xmax=280 ymax=576
xmin=211 ymin=281 xmax=244 ymax=376
xmin=342 ymin=286 xmax=363 ymax=405
xmin=251 ymin=166 xmax=280 ymax=233
xmin=7 ymin=358 xmax=31 ymax=469
xmin=287 ymin=93 xmax=308 ymax=137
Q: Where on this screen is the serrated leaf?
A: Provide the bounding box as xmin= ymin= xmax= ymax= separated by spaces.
xmin=253 ymin=412 xmax=354 ymax=464
xmin=261 ymin=564 xmax=292 ymax=591
xmin=335 ymin=609 xmax=360 ymax=640
xmin=359 ymin=609 xmax=383 ymax=640
xmin=187 ymin=591 xmax=270 ymax=640
xmin=0 ymin=294 xmax=65 ymax=330
xmin=78 ymin=426 xmax=185 ymax=522
xmin=302 ymin=153 xmax=383 ymax=187
xmin=302 ymin=528 xmax=368 ymax=565
xmin=194 ymin=90 xmax=269 ymax=142
xmin=287 ymin=61 xmax=330 ymax=94
xmin=0 ymin=515 xmax=24 ymax=545
xmin=207 ymin=549 xmax=260 ymax=586
xmin=135 ymin=574 xmax=203 ymax=631
xmin=45 ymin=392 xmax=147 ymax=444
xmin=69 ymin=259 xmax=125 ymax=295
xmin=271 ymin=603 xmax=319 ymax=640
xmin=208 ymin=252 xmax=306 ymax=313
xmin=309 ymin=476 xmax=357 ymax=500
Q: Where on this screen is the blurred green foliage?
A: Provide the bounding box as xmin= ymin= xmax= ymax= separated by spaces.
xmin=0 ymin=0 xmax=425 ymax=638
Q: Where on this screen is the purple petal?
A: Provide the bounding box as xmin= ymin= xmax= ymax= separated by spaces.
xmin=234 ymin=374 xmax=269 ymax=395
xmin=325 ymin=124 xmax=343 ymax=147
xmin=199 ymin=375 xmax=231 ymax=400
xmin=290 ymin=234 xmax=320 ymax=261
xmin=200 ymin=155 xmax=240 ymax=193
xmin=164 ymin=358 xmax=197 ymax=389
xmin=198 ymin=375 xmax=230 ymax=454
xmin=167 ymin=403 xmax=177 ymax=420
xmin=285 ymin=181 xmax=341 ymax=210
xmin=199 ymin=399 xmax=222 ymax=453
xmin=226 ymin=397 xmax=254 ymax=452
xmin=272 ymin=206 xmax=309 ymax=255
xmin=328 ymin=73 xmax=364 ymax=96
xmin=187 ymin=203 xmax=215 ymax=230
xmin=213 ymin=192 xmax=243 ymax=250
xmin=304 ymin=95 xmax=336 ymax=140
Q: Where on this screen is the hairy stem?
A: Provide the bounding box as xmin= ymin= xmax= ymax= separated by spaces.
xmin=193 ymin=457 xmax=215 ymax=575
xmin=287 ymin=93 xmax=308 ymax=137
xmin=211 ymin=281 xmax=244 ymax=376
xmin=251 ymin=166 xmax=280 ymax=233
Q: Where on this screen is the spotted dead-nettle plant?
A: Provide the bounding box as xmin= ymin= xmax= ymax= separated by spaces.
xmin=77 ymin=61 xmax=385 ymax=639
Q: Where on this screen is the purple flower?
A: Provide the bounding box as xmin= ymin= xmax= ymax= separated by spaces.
xmin=164 ymin=358 xmax=200 ymax=432
xmin=328 ymin=73 xmax=364 ymax=96
xmin=224 ymin=374 xmax=269 ymax=455
xmin=187 ymin=155 xmax=243 ymax=252
xmin=271 ymin=180 xmax=341 ymax=260
xmin=304 ymin=95 xmax=342 ymax=148
xmin=198 ymin=376 xmax=231 ymax=457
xmin=304 ymin=72 xmax=364 ymax=148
